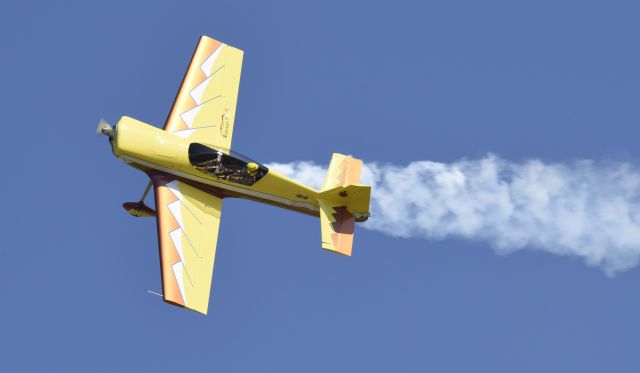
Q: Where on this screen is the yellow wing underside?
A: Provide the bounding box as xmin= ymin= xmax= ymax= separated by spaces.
xmin=164 ymin=36 xmax=244 ymax=151
xmin=152 ymin=175 xmax=222 ymax=314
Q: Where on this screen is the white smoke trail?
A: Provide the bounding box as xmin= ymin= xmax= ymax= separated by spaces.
xmin=268 ymin=155 xmax=640 ymax=275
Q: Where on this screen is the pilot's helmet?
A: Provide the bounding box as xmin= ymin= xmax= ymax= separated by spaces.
xmin=247 ymin=162 xmax=259 ymax=176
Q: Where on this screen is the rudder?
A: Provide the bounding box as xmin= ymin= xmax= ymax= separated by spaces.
xmin=318 ymin=153 xmax=371 ymax=256
xmin=319 ymin=200 xmax=356 ymax=256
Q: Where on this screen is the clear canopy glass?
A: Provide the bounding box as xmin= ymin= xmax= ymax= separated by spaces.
xmin=188 ymin=143 xmax=268 ymax=186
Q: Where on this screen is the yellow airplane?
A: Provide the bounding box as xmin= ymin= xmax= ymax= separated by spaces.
xmin=98 ymin=36 xmax=372 ymax=314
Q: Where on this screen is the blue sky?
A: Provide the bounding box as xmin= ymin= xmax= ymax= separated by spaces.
xmin=2 ymin=0 xmax=640 ymax=371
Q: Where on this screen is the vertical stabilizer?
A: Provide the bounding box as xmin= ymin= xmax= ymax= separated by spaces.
xmin=322 ymin=153 xmax=362 ymax=191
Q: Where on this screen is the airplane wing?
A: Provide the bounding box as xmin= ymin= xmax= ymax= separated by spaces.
xmin=163 ymin=36 xmax=244 ymax=151
xmin=151 ymin=174 xmax=222 ymax=314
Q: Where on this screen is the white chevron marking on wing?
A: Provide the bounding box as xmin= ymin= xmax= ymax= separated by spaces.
xmin=190 ymin=72 xmax=224 ymax=105
xmin=174 ymin=129 xmax=196 ymax=138
xmin=179 ymin=105 xmax=202 ymax=129
xmin=169 ymin=229 xmax=185 ymax=263
xmin=167 ymin=180 xmax=202 ymax=225
xmin=201 ymin=44 xmax=224 ymax=77
xmin=190 ymin=77 xmax=209 ymax=104
xmin=167 ymin=200 xmax=184 ymax=230
xmin=171 ymin=262 xmax=186 ymax=302
xmin=167 ymin=180 xmax=186 ymax=203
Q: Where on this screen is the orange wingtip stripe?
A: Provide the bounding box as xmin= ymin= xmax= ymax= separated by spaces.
xmin=164 ymin=36 xmax=223 ymax=133
xmin=331 ymin=157 xmax=363 ymax=188
xmin=343 ymin=157 xmax=363 ymax=186
xmin=152 ymin=175 xmax=185 ymax=306
xmin=335 ymin=159 xmax=347 ymax=187
xmin=322 ymin=241 xmax=353 ymax=256
xmin=332 ymin=232 xmax=354 ymax=256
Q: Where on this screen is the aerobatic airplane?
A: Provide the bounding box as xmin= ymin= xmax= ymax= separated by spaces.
xmin=98 ymin=36 xmax=372 ymax=314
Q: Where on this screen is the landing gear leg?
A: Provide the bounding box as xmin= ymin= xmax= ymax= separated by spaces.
xmin=140 ymin=181 xmax=152 ymax=202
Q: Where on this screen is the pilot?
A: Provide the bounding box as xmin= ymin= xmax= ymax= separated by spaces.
xmin=246 ymin=162 xmax=259 ymax=178
xmin=225 ymin=162 xmax=259 ymax=185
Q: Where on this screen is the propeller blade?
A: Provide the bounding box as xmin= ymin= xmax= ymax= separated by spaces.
xmin=96 ymin=118 xmax=115 ymax=137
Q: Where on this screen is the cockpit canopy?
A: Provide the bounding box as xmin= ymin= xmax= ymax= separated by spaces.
xmin=188 ymin=143 xmax=268 ymax=186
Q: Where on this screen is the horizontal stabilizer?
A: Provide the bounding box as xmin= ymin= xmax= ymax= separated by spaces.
xmin=319 ymin=184 xmax=371 ymax=221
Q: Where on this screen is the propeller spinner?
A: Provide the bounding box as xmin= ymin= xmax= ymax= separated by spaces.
xmin=96 ymin=118 xmax=115 ymax=138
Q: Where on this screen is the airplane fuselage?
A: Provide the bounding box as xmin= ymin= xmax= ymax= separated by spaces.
xmin=110 ymin=116 xmax=321 ymax=217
